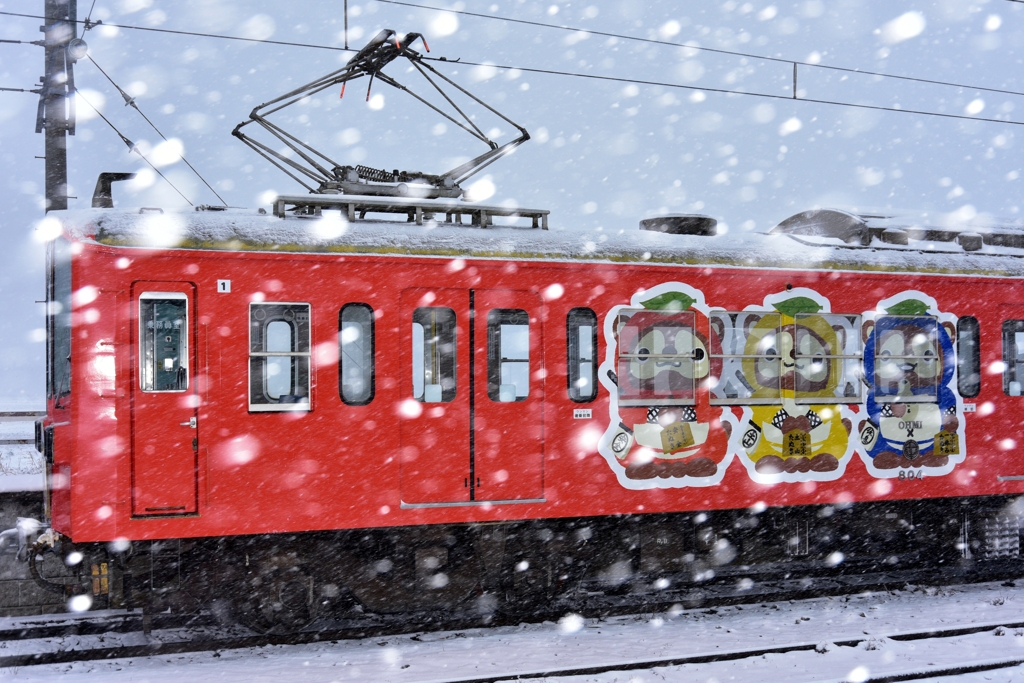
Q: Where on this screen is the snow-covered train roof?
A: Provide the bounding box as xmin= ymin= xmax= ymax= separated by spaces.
xmin=53 ymin=204 xmax=1024 ymax=278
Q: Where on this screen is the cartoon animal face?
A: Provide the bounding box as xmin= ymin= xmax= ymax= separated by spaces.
xmin=742 ymin=313 xmax=844 ymax=397
xmin=616 ymin=310 xmax=723 ymax=402
xmin=629 ymin=322 xmax=708 ymax=382
xmin=865 ymin=316 xmax=952 ymax=398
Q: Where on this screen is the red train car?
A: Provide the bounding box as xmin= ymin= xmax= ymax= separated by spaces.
xmin=33 ymin=201 xmax=1024 ymax=629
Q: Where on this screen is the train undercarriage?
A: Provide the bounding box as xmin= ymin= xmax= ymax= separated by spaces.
xmin=14 ymin=495 xmax=1023 ymax=633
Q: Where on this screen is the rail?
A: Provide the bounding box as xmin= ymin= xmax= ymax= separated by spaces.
xmin=272 ymin=194 xmax=549 ymax=229
xmin=0 ymin=412 xmax=45 ymax=423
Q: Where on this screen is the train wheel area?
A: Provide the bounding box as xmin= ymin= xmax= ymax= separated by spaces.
xmin=5 ymin=495 xmax=1022 ymax=632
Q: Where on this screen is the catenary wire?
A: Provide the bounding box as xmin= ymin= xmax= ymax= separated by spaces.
xmin=424 ymin=56 xmax=1024 ymax=127
xmin=4 ymin=5 xmax=1023 ymax=101
xmin=74 ymin=88 xmax=194 ymax=206
xmin=1 ymin=8 xmax=1020 ymax=130
xmin=0 ymin=10 xmax=352 ymax=52
xmin=82 ymin=0 xmax=98 ymax=31
xmin=85 ymin=54 xmax=227 ymax=204
xmin=378 ymin=0 xmax=1024 ymax=100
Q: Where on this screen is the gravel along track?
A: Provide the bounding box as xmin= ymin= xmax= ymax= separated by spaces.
xmin=3 ymin=581 xmax=1024 ymax=681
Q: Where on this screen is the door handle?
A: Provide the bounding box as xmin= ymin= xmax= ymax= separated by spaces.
xmin=179 ymin=417 xmax=197 ymax=428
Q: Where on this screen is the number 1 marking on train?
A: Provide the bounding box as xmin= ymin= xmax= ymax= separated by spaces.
xmin=217 ymin=280 xmax=231 ymax=293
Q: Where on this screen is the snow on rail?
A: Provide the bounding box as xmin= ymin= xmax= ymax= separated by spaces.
xmin=3 ymin=580 xmax=1024 ymax=682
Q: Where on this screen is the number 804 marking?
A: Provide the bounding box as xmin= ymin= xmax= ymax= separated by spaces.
xmin=898 ymin=470 xmax=924 ymax=481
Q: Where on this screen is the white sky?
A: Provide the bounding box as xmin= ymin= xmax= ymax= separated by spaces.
xmin=0 ymin=0 xmax=1022 ymax=404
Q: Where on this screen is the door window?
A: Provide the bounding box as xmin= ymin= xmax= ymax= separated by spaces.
xmin=412 ymin=307 xmax=457 ymax=403
xmin=488 ymin=309 xmax=530 ymax=402
xmin=1003 ymin=320 xmax=1024 ymax=396
xmin=140 ymin=293 xmax=188 ymax=392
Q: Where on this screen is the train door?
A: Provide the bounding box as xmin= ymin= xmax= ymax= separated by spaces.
xmin=399 ymin=288 xmax=544 ymax=505
xmin=473 ymin=289 xmax=544 ymax=502
xmin=399 ymin=288 xmax=472 ymax=505
xmin=997 ymin=307 xmax=1024 ymax=480
xmin=130 ymin=282 xmax=199 ymax=516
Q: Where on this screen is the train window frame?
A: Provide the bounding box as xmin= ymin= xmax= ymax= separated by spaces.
xmin=138 ymin=292 xmax=189 ymax=393
xmin=871 ymin=314 xmax=942 ymax=404
xmin=708 ymin=310 xmax=863 ymax=406
xmin=1002 ymin=320 xmax=1024 ymax=396
xmin=566 ymin=307 xmax=598 ymax=403
xmin=792 ymin=312 xmax=863 ymax=405
xmin=957 ymin=316 xmax=981 ymax=399
xmin=339 ymin=303 xmax=375 ymax=406
xmin=487 ymin=308 xmax=530 ymax=403
xmin=48 ymin=237 xmax=73 ymax=400
xmin=412 ymin=307 xmax=457 ymax=403
xmin=615 ymin=308 xmax=699 ymax=407
xmin=249 ymin=302 xmax=311 ymax=412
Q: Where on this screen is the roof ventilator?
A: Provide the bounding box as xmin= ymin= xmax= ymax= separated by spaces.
xmin=957 ymin=232 xmax=984 ymax=252
xmin=640 ymin=215 xmax=717 ymax=236
xmin=880 ymin=228 xmax=909 ymax=246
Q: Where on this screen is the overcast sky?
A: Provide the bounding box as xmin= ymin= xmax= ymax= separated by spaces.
xmin=0 ymin=0 xmax=1022 ymax=405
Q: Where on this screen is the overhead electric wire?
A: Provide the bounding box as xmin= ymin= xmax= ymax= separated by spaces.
xmin=379 ymin=0 xmax=1024 ymax=100
xmin=4 ymin=5 xmax=1021 ymax=102
xmin=85 ymin=54 xmax=227 ymax=204
xmin=421 ymin=56 xmax=1024 ymax=128
xmin=74 ymin=89 xmax=194 ymax=206
xmin=1 ymin=5 xmax=1020 ymax=135
xmin=82 ymin=0 xmax=98 ymax=31
xmin=0 ymin=10 xmax=352 ymax=52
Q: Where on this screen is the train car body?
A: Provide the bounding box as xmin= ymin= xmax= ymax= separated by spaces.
xmin=33 ymin=204 xmax=1024 ymax=626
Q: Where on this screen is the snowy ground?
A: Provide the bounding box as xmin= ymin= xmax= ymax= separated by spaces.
xmin=5 ymin=581 xmax=1024 ymax=681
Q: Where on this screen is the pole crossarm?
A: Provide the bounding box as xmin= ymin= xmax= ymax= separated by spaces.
xmin=231 ymin=29 xmax=530 ymax=199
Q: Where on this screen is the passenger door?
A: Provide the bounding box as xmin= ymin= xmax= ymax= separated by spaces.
xmin=473 ymin=289 xmax=544 ymax=502
xmin=130 ymin=282 xmax=199 ymax=516
xmin=398 ymin=287 xmax=544 ymax=506
xmin=399 ymin=288 xmax=472 ymax=505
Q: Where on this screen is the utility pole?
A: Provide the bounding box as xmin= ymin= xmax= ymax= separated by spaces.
xmin=36 ymin=0 xmax=77 ymax=212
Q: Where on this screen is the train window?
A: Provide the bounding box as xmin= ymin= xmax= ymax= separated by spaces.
xmin=48 ymin=237 xmax=72 ymax=400
xmin=488 ymin=309 xmax=530 ymax=402
xmin=708 ymin=310 xmax=862 ymax=405
xmin=339 ymin=304 xmax=375 ymax=405
xmin=793 ymin=313 xmax=862 ymax=404
xmin=412 ymin=307 xmax=457 ymax=403
xmin=1002 ymin=320 xmax=1024 ymax=396
xmin=139 ymin=293 xmax=188 ymax=392
xmin=567 ymin=308 xmax=598 ymax=402
xmin=249 ymin=303 xmax=311 ymax=411
xmin=957 ymin=316 xmax=981 ymax=398
xmin=615 ymin=308 xmax=698 ymax=406
xmin=870 ymin=314 xmax=940 ymax=403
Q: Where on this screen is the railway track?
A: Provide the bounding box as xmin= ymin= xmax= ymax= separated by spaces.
xmin=2 ymin=579 xmax=1024 ymax=681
